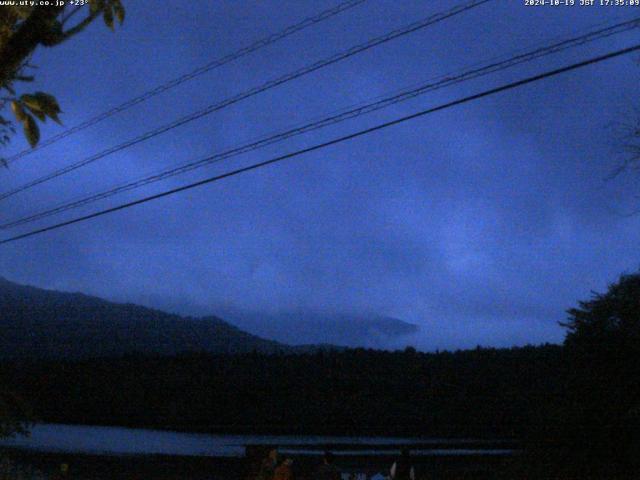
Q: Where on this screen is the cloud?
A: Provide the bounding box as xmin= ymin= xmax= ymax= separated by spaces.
xmin=1 ymin=1 xmax=639 ymax=351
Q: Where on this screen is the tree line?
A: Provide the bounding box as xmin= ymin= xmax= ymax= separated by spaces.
xmin=4 ymin=270 xmax=640 ymax=478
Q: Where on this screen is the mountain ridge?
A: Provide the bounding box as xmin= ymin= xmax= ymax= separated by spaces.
xmin=0 ymin=276 xmax=291 ymax=359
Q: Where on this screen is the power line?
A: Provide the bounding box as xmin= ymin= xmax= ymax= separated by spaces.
xmin=1 ymin=42 xmax=637 ymax=246
xmin=0 ymin=0 xmax=490 ymax=202
xmin=2 ymin=15 xmax=638 ymax=230
xmin=3 ymin=0 xmax=369 ymax=165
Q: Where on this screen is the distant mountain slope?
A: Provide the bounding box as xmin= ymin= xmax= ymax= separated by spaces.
xmin=0 ymin=277 xmax=288 ymax=359
xmin=216 ymin=309 xmax=420 ymax=348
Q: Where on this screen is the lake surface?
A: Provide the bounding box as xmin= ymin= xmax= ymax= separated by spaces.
xmin=0 ymin=424 xmax=514 ymax=458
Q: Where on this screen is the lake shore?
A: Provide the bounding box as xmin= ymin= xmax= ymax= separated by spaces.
xmin=1 ymin=447 xmax=515 ymax=480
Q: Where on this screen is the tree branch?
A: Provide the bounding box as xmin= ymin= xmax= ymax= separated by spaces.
xmin=57 ymin=9 xmax=102 ymax=43
xmin=60 ymin=5 xmax=83 ymax=26
xmin=0 ymin=5 xmax=64 ymax=88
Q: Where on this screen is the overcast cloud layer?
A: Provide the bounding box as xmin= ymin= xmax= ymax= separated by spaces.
xmin=1 ymin=0 xmax=639 ymax=350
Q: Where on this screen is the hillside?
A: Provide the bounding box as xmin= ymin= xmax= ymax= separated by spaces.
xmin=0 ymin=277 xmax=288 ymax=359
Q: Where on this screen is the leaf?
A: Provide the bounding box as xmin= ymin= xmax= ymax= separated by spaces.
xmin=20 ymin=94 xmax=47 ymax=121
xmin=103 ymin=5 xmax=114 ymax=30
xmin=21 ymin=94 xmax=42 ymax=112
xmin=10 ymin=101 xmax=27 ymax=122
xmin=36 ymin=92 xmax=62 ymax=124
xmin=22 ymin=92 xmax=63 ymax=125
xmin=47 ymin=111 xmax=62 ymax=125
xmin=0 ymin=158 xmax=7 ymax=169
xmin=89 ymin=0 xmax=105 ymax=15
xmin=32 ymin=110 xmax=46 ymax=122
xmin=113 ymin=1 xmax=125 ymax=24
xmin=23 ymin=114 xmax=40 ymax=148
xmin=35 ymin=92 xmax=61 ymax=113
xmin=14 ymin=75 xmax=34 ymax=82
xmin=113 ymin=0 xmax=125 ymax=25
xmin=8 ymin=6 xmax=32 ymax=20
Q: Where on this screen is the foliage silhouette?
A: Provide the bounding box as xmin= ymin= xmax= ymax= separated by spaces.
xmin=0 ymin=1 xmax=125 ymax=155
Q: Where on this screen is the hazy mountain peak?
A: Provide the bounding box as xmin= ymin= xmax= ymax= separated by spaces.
xmin=215 ymin=308 xmax=420 ymax=348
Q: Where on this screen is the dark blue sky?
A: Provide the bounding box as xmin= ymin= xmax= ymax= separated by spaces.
xmin=1 ymin=0 xmax=639 ymax=350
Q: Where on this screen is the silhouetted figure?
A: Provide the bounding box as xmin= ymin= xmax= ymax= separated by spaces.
xmin=246 ymin=446 xmax=268 ymax=480
xmin=52 ymin=462 xmax=69 ymax=480
xmin=274 ymin=457 xmax=294 ymax=480
xmin=390 ymin=448 xmax=415 ymax=480
xmin=257 ymin=448 xmax=279 ymax=480
xmin=313 ymin=451 xmax=341 ymax=480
